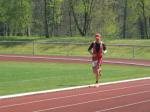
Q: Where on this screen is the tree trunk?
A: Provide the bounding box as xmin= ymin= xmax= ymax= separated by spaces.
xmin=0 ymin=22 xmax=4 ymax=36
xmin=26 ymin=26 xmax=31 ymax=36
xmin=149 ymin=17 xmax=150 ymax=39
xmin=82 ymin=0 xmax=94 ymax=36
xmin=69 ymin=8 xmax=73 ymax=37
xmin=139 ymin=18 xmax=145 ymax=39
xmin=52 ymin=0 xmax=55 ymax=36
xmin=141 ymin=0 xmax=149 ymax=39
xmin=123 ymin=0 xmax=127 ymax=39
xmin=70 ymin=0 xmax=94 ymax=37
xmin=70 ymin=1 xmax=85 ymax=36
xmin=44 ymin=0 xmax=49 ymax=38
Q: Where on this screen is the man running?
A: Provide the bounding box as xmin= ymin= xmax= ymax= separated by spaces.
xmin=88 ymin=33 xmax=107 ymax=86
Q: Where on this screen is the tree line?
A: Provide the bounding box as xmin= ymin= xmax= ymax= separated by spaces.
xmin=0 ymin=0 xmax=150 ymax=39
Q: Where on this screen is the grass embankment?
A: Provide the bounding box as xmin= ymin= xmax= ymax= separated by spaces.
xmin=0 ymin=36 xmax=150 ymax=59
xmin=0 ymin=61 xmax=150 ymax=95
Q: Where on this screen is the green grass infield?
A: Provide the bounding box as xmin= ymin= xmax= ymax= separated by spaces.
xmin=0 ymin=61 xmax=150 ymax=96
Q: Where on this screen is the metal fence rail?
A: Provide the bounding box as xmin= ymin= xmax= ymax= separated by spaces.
xmin=0 ymin=41 xmax=149 ymax=59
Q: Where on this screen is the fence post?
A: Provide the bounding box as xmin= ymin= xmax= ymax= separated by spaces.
xmin=32 ymin=40 xmax=35 ymax=56
xmin=66 ymin=43 xmax=70 ymax=56
xmin=132 ymin=46 xmax=135 ymax=58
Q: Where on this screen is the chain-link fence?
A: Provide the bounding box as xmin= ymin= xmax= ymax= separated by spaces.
xmin=0 ymin=41 xmax=149 ymax=60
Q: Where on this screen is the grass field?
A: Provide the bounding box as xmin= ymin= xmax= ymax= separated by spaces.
xmin=0 ymin=61 xmax=150 ymax=96
xmin=0 ymin=36 xmax=150 ymax=59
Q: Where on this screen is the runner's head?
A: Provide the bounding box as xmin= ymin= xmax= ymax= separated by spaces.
xmin=95 ymin=33 xmax=102 ymax=41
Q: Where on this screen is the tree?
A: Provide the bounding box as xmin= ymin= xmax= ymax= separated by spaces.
xmin=139 ymin=0 xmax=150 ymax=39
xmin=129 ymin=0 xmax=150 ymax=39
xmin=44 ymin=0 xmax=49 ymax=38
xmin=0 ymin=0 xmax=32 ymax=36
xmin=90 ymin=0 xmax=120 ymax=37
xmin=69 ymin=0 xmax=95 ymax=36
xmin=46 ymin=0 xmax=64 ymax=37
xmin=123 ymin=0 xmax=128 ymax=39
xmin=0 ymin=1 xmax=7 ymax=36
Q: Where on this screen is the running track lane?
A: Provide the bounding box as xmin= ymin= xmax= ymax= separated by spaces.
xmin=0 ymin=79 xmax=150 ymax=112
xmin=0 ymin=54 xmax=150 ymax=66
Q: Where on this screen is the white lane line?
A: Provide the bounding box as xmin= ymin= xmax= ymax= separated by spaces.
xmin=104 ymin=60 xmax=150 ymax=67
xmin=33 ymin=91 xmax=150 ymax=112
xmin=0 ymin=77 xmax=150 ymax=100
xmin=96 ymin=99 xmax=150 ymax=112
xmin=0 ymin=83 xmax=150 ymax=109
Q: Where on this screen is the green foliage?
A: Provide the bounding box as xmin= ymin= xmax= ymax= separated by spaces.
xmin=91 ymin=0 xmax=120 ymax=35
xmin=0 ymin=0 xmax=32 ymax=33
xmin=47 ymin=0 xmax=64 ymax=25
xmin=0 ymin=0 xmax=150 ymax=38
xmin=128 ymin=0 xmax=150 ymax=39
xmin=0 ymin=3 xmax=6 ymax=22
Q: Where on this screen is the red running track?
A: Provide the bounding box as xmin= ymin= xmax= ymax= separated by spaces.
xmin=0 ymin=78 xmax=150 ymax=112
xmin=0 ymin=54 xmax=150 ymax=66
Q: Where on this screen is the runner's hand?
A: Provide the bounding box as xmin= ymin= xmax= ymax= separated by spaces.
xmin=103 ymin=50 xmax=107 ymax=54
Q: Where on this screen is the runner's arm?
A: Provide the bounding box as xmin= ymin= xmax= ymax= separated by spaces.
xmin=102 ymin=43 xmax=107 ymax=54
xmin=88 ymin=43 xmax=94 ymax=55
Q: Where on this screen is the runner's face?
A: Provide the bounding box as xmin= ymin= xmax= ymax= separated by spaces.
xmin=96 ymin=38 xmax=101 ymax=42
